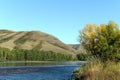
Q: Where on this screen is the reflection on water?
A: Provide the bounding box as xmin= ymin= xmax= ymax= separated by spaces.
xmin=0 ymin=61 xmax=85 ymax=67
xmin=0 ymin=61 xmax=85 ymax=80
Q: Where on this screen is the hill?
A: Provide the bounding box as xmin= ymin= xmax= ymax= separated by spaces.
xmin=0 ymin=30 xmax=75 ymax=55
xmin=68 ymin=44 xmax=86 ymax=53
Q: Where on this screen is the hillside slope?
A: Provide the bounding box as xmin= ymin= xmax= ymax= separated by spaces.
xmin=0 ymin=30 xmax=75 ymax=54
xmin=68 ymin=44 xmax=86 ymax=53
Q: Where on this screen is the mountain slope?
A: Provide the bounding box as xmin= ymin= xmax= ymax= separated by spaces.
xmin=0 ymin=30 xmax=75 ymax=54
xmin=68 ymin=44 xmax=86 ymax=53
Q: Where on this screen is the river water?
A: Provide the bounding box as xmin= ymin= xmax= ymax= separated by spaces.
xmin=0 ymin=61 xmax=85 ymax=80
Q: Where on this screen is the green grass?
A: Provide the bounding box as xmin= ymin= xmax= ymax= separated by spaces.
xmin=72 ymin=60 xmax=120 ymax=80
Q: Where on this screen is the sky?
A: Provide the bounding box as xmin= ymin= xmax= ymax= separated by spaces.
xmin=0 ymin=0 xmax=120 ymax=44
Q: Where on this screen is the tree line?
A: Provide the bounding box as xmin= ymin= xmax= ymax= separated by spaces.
xmin=0 ymin=47 xmax=74 ymax=62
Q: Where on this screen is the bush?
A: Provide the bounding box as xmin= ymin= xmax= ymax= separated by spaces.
xmin=76 ymin=53 xmax=94 ymax=61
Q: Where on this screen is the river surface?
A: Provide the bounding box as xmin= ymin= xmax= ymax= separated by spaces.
xmin=0 ymin=61 xmax=85 ymax=80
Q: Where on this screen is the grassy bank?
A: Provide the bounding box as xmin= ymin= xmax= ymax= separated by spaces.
xmin=72 ymin=60 xmax=120 ymax=80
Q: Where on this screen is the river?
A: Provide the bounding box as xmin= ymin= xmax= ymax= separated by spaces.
xmin=0 ymin=61 xmax=85 ymax=80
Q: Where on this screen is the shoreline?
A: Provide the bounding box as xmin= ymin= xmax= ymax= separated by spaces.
xmin=0 ymin=61 xmax=86 ymax=63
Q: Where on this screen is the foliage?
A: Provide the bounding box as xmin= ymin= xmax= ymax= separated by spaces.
xmin=76 ymin=53 xmax=93 ymax=61
xmin=79 ymin=21 xmax=120 ymax=62
xmin=0 ymin=47 xmax=10 ymax=61
xmin=0 ymin=47 xmax=74 ymax=61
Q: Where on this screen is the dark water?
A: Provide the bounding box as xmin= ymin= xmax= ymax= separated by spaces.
xmin=0 ymin=61 xmax=85 ymax=80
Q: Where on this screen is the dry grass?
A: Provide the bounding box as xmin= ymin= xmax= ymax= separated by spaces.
xmin=72 ymin=61 xmax=120 ymax=80
xmin=0 ymin=32 xmax=26 ymax=49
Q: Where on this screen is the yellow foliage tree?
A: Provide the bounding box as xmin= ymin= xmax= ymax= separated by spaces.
xmin=79 ymin=21 xmax=120 ymax=61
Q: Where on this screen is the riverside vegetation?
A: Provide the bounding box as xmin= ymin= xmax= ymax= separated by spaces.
xmin=0 ymin=47 xmax=74 ymax=61
xmin=72 ymin=21 xmax=120 ymax=80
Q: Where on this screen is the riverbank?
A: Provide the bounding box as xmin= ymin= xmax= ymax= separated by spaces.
xmin=72 ymin=61 xmax=120 ymax=80
xmin=0 ymin=61 xmax=86 ymax=63
xmin=0 ymin=61 xmax=86 ymax=67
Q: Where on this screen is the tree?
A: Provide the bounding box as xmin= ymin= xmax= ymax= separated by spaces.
xmin=79 ymin=21 xmax=120 ymax=61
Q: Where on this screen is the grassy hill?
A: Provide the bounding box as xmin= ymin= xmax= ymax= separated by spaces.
xmin=0 ymin=30 xmax=75 ymax=55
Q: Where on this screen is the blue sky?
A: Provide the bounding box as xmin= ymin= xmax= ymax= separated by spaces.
xmin=0 ymin=0 xmax=120 ymax=44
